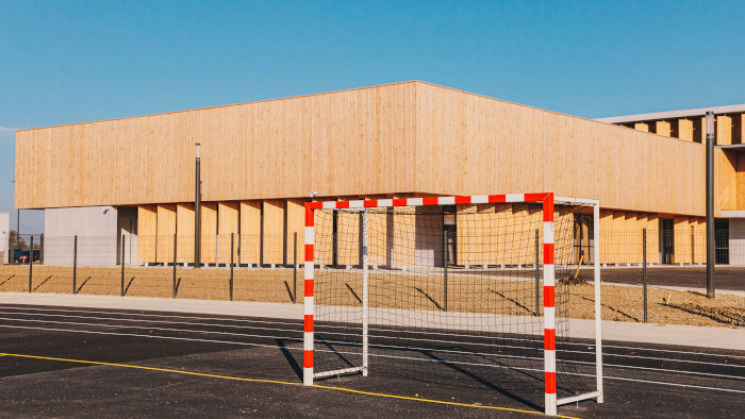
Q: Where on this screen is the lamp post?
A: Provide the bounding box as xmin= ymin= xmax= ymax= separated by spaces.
xmin=195 ymin=142 xmax=201 ymax=268
xmin=705 ymin=112 xmax=715 ymax=299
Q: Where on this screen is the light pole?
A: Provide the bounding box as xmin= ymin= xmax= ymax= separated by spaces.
xmin=705 ymin=111 xmax=715 ymax=299
xmin=195 ymin=142 xmax=201 ymax=268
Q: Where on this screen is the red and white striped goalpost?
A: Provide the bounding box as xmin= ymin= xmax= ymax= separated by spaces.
xmin=302 ymin=193 xmax=603 ymax=416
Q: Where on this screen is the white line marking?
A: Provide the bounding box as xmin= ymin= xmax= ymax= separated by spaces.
xmin=0 ymin=324 xmax=303 ymax=351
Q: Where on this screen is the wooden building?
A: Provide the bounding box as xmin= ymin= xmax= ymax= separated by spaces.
xmin=14 ymin=81 xmax=745 ymax=266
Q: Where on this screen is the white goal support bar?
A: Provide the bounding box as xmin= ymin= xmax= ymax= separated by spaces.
xmin=302 ymin=193 xmax=603 ymax=416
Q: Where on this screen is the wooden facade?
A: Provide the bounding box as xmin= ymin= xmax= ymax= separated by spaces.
xmin=17 ymin=81 xmax=740 ymax=217
xmin=15 ymin=81 xmax=745 ymax=266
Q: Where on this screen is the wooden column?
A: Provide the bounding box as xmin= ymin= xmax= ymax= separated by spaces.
xmin=673 ymin=216 xmax=692 ymax=264
xmin=262 ymin=200 xmax=285 ymax=266
xmin=633 ymin=122 xmax=649 ymax=132
xmin=217 ymin=202 xmax=239 ymax=264
xmin=137 ymin=205 xmax=157 ymax=264
xmin=176 ymin=203 xmax=195 ymax=264
xmin=285 ymin=199 xmax=306 ymax=263
xmin=200 ymin=203 xmax=218 ymax=264
xmin=655 ymin=121 xmax=671 ymax=137
xmin=239 ymin=201 xmax=261 ymax=265
xmin=717 ymin=115 xmax=733 ymax=146
xmin=678 ymin=119 xmax=694 ymax=141
xmin=156 ymin=205 xmax=176 ymax=263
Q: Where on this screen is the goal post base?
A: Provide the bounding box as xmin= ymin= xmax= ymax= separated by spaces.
xmin=314 ymin=366 xmax=365 ymax=379
xmin=557 ymin=390 xmax=602 ymax=406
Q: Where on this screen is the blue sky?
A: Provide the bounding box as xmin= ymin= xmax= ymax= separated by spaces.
xmin=2 ymin=0 xmax=745 ymax=234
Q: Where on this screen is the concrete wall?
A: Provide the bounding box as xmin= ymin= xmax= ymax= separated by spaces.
xmin=0 ymin=212 xmax=8 ymax=264
xmin=730 ymin=219 xmax=745 ymax=266
xmin=44 ymin=206 xmax=124 ymax=266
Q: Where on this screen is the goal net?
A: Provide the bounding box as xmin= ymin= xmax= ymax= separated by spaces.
xmin=302 ymin=193 xmax=602 ymax=415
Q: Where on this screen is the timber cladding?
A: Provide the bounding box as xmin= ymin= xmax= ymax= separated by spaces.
xmin=16 ymin=81 xmax=710 ymax=216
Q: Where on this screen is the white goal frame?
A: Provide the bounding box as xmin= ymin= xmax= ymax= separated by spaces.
xmin=302 ymin=193 xmax=603 ymax=416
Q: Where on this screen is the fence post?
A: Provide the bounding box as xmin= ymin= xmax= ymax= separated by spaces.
xmin=643 ymin=228 xmax=648 ymax=323
xmin=28 ymin=236 xmax=33 ymax=293
xmin=230 ymin=233 xmax=234 ymax=301
xmin=293 ymin=232 xmax=298 ymax=303
xmin=73 ymin=236 xmax=78 ymax=294
xmin=535 ymin=228 xmax=540 ymax=316
xmin=121 ymin=235 xmax=125 ymax=296
xmin=443 ymin=229 xmax=448 ymax=312
xmin=40 ymin=234 xmax=44 ymax=264
xmin=173 ymin=234 xmax=177 ymax=298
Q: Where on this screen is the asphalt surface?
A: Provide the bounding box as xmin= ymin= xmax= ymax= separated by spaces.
xmin=578 ymin=266 xmax=745 ymax=291
xmin=0 ymin=304 xmax=743 ymax=418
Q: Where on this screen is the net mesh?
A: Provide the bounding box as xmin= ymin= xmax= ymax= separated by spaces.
xmin=311 ymin=201 xmax=594 ymax=404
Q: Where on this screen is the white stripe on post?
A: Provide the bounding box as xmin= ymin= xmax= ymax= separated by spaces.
xmin=377 ymin=199 xmax=393 ymax=207
xmin=545 ymin=349 xmax=556 ymax=372
xmin=545 ymin=394 xmax=557 ymax=416
xmin=304 ymin=296 xmax=314 ymax=314
xmin=543 ymin=265 xmax=555 ymax=286
xmin=304 ymin=332 xmax=314 ymax=351
xmin=348 ymin=200 xmax=364 ymax=208
xmin=438 ymin=197 xmax=455 ymax=205
xmin=543 ymin=222 xmax=554 ymax=245
xmin=304 ymin=227 xmax=314 ymax=244
xmin=322 ymin=201 xmax=336 ymax=209
xmin=544 ymin=306 xmax=555 ymax=329
xmin=505 ymin=193 xmax=525 ymax=202
xmin=470 ymin=195 xmax=489 ymax=204
xmin=406 ymin=198 xmax=423 ymax=206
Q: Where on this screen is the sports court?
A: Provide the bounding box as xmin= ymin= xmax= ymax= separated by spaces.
xmin=0 ymin=294 xmax=742 ymax=418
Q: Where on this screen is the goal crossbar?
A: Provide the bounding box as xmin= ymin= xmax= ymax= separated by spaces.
xmin=302 ymin=193 xmax=603 ymax=416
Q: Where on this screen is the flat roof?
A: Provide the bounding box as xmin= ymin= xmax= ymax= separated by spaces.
xmin=596 ymin=104 xmax=745 ymax=124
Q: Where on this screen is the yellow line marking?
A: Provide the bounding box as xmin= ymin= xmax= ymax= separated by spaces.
xmin=0 ymin=352 xmax=580 ymax=418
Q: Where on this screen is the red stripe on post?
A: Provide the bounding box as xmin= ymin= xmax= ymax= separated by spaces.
xmin=524 ymin=192 xmax=548 ymax=202
xmin=307 ymin=202 xmax=322 ymax=210
xmin=545 ymin=372 xmax=557 ymax=394
xmin=304 ymin=245 xmax=314 ymax=262
xmin=304 ymin=315 xmax=314 ymax=332
xmin=336 ymin=201 xmax=349 ymax=209
xmin=363 ymin=200 xmax=378 ymax=207
xmin=423 ymin=197 xmax=439 ymax=206
xmin=488 ymin=195 xmax=506 ymax=203
xmin=543 ymin=244 xmax=554 ymax=264
xmin=543 ymin=193 xmax=554 ymax=222
xmin=392 ymin=198 xmax=407 ymax=206
xmin=544 ymin=329 xmax=556 ymax=350
xmin=305 ymin=208 xmax=315 ymax=227
xmin=454 ymin=196 xmax=471 ymax=205
xmin=304 ymin=350 xmax=313 ymax=368
xmin=305 ymin=279 xmax=314 ymax=297
xmin=544 ymin=285 xmax=555 ymax=307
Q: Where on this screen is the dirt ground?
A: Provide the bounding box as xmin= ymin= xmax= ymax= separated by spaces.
xmin=0 ymin=265 xmax=743 ymax=329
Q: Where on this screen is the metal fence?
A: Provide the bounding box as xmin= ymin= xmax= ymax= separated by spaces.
xmin=1 ymin=230 xmax=743 ymax=327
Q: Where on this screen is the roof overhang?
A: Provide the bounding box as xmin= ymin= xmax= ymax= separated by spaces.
xmin=595 ymin=104 xmax=745 ymax=124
